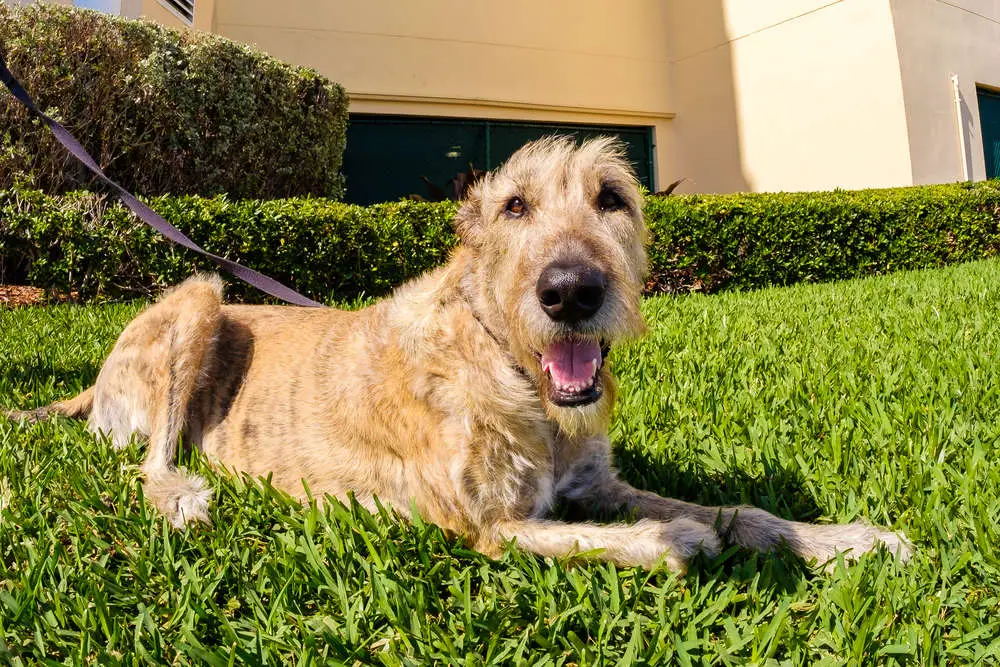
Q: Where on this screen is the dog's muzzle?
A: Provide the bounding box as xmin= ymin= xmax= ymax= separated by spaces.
xmin=534 ymin=262 xmax=612 ymax=406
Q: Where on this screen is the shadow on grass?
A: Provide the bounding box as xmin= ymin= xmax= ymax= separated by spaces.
xmin=0 ymin=360 xmax=101 ymax=409
xmin=614 ymin=443 xmax=824 ymax=522
xmin=605 ymin=444 xmax=825 ymax=587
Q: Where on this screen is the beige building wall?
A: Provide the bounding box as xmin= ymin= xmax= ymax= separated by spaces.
xmin=891 ymin=0 xmax=1000 ymax=184
xmin=668 ymin=0 xmax=913 ymax=193
xmin=206 ymin=0 xmax=675 ymax=188
xmin=22 ymin=0 xmax=1000 ymax=194
xmin=665 ymin=0 xmax=746 ymax=192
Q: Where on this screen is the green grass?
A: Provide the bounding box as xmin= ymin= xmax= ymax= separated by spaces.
xmin=2 ymin=259 xmax=1000 ymax=665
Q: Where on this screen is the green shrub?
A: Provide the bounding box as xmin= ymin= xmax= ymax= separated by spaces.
xmin=0 ymin=4 xmax=348 ymax=199
xmin=0 ymin=189 xmax=458 ymax=303
xmin=645 ymin=182 xmax=1000 ymax=292
xmin=3 ymin=182 xmax=1000 ymax=304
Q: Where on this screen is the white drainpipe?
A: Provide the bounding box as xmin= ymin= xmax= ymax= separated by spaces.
xmin=953 ymin=74 xmax=971 ymax=181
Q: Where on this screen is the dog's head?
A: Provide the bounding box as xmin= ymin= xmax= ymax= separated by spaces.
xmin=455 ymin=136 xmax=649 ymax=436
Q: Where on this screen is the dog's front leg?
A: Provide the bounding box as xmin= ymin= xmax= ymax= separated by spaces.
xmin=492 ymin=517 xmax=720 ymax=572
xmin=557 ymin=446 xmax=913 ymax=565
xmin=607 ymin=479 xmax=911 ymax=565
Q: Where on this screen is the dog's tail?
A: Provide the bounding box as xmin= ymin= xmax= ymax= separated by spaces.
xmin=5 ymin=386 xmax=95 ymax=423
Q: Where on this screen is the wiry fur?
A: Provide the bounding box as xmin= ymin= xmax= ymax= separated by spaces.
xmin=6 ymin=138 xmax=912 ymax=571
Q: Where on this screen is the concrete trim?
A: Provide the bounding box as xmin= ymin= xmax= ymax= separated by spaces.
xmin=348 ymin=92 xmax=676 ymax=122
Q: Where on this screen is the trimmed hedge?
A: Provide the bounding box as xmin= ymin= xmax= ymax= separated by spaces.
xmin=2 ymin=182 xmax=1000 ymax=304
xmin=646 ymin=182 xmax=1000 ymax=293
xmin=0 ymin=189 xmax=458 ymax=303
xmin=0 ymin=4 xmax=348 ymax=199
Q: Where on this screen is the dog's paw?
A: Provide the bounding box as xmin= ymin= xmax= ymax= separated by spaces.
xmin=871 ymin=526 xmax=914 ymax=563
xmin=800 ymin=521 xmax=914 ymax=570
xmin=170 ymin=477 xmax=212 ymax=528
xmin=634 ymin=517 xmax=721 ymax=573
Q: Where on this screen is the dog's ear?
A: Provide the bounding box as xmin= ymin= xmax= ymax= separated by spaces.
xmin=453 ymin=193 xmax=483 ymax=246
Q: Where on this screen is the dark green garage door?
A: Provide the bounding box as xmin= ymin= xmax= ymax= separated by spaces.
xmin=342 ymin=115 xmax=655 ymax=205
xmin=978 ymin=87 xmax=1000 ymax=179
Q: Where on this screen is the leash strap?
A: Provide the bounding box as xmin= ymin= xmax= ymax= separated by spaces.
xmin=0 ymin=52 xmax=325 ymax=307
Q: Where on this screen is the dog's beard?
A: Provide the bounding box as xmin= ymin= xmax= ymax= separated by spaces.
xmin=540 ymin=366 xmax=616 ymax=439
xmin=502 ymin=287 xmax=636 ymax=438
xmin=507 ymin=334 xmax=616 ymax=439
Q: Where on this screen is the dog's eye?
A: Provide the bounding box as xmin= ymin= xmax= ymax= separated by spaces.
xmin=597 ymin=187 xmax=626 ymax=212
xmin=505 ymin=196 xmax=527 ymax=217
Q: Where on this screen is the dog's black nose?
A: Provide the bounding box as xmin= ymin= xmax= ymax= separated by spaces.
xmin=536 ymin=263 xmax=607 ymax=324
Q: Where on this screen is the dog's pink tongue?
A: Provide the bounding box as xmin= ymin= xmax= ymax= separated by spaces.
xmin=541 ymin=340 xmax=601 ymax=389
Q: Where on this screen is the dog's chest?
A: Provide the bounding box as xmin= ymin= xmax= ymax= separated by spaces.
xmin=450 ymin=377 xmax=559 ymax=519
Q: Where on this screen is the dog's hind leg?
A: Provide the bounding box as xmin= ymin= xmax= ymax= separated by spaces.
xmin=87 ymin=275 xmax=224 ymax=528
xmin=137 ymin=277 xmax=222 ymax=528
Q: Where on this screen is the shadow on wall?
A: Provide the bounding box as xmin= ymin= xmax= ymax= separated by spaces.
xmin=667 ymin=0 xmax=750 ymax=193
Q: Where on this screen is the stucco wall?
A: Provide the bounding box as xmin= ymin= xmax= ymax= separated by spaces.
xmin=669 ymin=0 xmax=913 ymax=193
xmin=211 ymin=0 xmax=671 ymax=115
xmin=24 ymin=0 xmax=981 ymax=194
xmin=891 ymin=0 xmax=1000 ymax=184
xmin=666 ymin=0 xmax=747 ymax=192
xmin=206 ymin=0 xmax=674 ymax=188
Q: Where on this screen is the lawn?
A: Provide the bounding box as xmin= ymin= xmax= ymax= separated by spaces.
xmin=1 ymin=259 xmax=999 ymax=665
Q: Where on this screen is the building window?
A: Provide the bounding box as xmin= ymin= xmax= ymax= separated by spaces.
xmin=977 ymin=87 xmax=1000 ymax=179
xmin=159 ymin=0 xmax=195 ymax=23
xmin=342 ymin=115 xmax=655 ymax=205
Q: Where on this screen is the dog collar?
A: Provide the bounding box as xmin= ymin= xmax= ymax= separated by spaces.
xmin=466 ymin=307 xmax=536 ymax=386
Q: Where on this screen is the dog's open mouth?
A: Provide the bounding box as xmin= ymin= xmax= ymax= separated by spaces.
xmin=539 ymin=337 xmax=610 ymax=407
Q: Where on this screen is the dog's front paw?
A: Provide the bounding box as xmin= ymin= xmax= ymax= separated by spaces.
xmin=633 ymin=517 xmax=721 ymax=573
xmin=800 ymin=521 xmax=914 ymax=568
xmin=870 ymin=526 xmax=914 ymax=563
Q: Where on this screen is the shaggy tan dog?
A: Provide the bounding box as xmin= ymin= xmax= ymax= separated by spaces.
xmin=9 ymin=138 xmax=911 ymax=571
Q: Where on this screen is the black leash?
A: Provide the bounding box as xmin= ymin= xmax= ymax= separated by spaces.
xmin=0 ymin=52 xmax=325 ymax=308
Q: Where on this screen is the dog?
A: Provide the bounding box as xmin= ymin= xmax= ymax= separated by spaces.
xmin=7 ymin=137 xmax=912 ymax=571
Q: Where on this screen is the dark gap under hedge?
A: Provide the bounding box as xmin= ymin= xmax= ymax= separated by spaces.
xmin=2 ymin=181 xmax=1000 ymax=304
